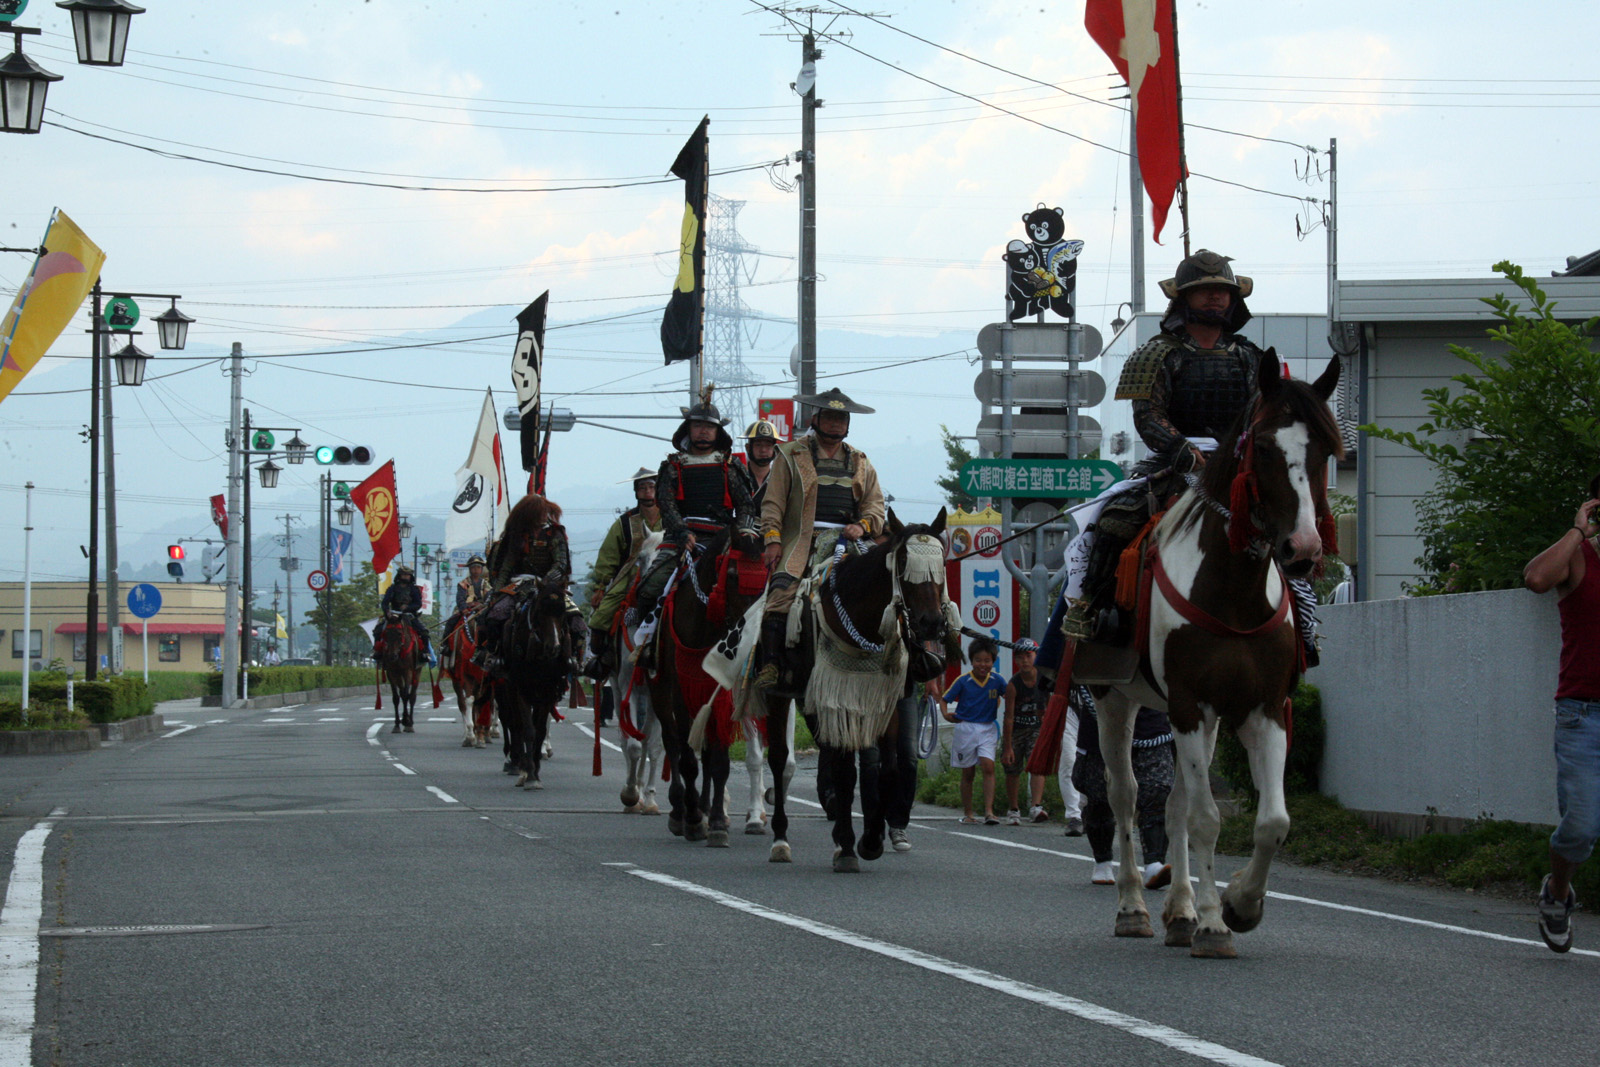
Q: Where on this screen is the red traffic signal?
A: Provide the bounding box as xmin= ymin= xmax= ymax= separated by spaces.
xmin=167 ymin=544 xmax=185 ymax=561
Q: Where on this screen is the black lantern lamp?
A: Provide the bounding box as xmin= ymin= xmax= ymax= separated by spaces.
xmin=397 ymin=516 xmax=413 ymax=540
xmin=153 ymin=300 xmax=192 ymax=350
xmin=284 ymin=434 xmax=308 ymax=465
xmin=257 ymin=458 xmax=282 ymax=490
xmin=0 ymin=26 xmax=61 ymax=135
xmin=56 ymin=0 xmax=144 ymax=67
xmin=336 ymin=502 xmax=355 ymax=526
xmin=112 ymin=338 xmax=148 ymax=386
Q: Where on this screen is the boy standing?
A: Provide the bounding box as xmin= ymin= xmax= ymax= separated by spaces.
xmin=1001 ymin=639 xmax=1050 ymax=825
xmin=939 ymin=637 xmax=1006 ymax=825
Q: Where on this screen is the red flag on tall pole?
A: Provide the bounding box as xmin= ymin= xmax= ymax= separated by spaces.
xmin=1086 ymin=0 xmax=1186 ymax=244
xmin=350 ymin=460 xmax=402 ymax=575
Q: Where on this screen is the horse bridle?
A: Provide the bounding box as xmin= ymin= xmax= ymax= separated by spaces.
xmin=827 ymin=533 xmax=950 ymax=658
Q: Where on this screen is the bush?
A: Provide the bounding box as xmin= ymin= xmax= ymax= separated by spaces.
xmin=728 ymin=715 xmax=815 ymax=762
xmin=0 ymin=699 xmax=91 ymax=731
xmin=206 ymin=665 xmax=378 ymax=697
xmin=1214 ymin=681 xmax=1324 ymax=800
xmin=8 ymin=673 xmax=149 ymax=723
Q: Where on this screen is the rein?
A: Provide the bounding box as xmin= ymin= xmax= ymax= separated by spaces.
xmin=1149 ymin=548 xmax=1290 ymax=640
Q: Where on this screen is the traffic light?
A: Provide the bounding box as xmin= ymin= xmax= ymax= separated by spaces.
xmin=167 ymin=544 xmax=185 ymax=580
xmin=314 ymin=445 xmax=374 ymax=465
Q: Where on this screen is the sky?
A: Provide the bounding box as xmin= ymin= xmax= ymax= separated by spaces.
xmin=2 ymin=0 xmax=1598 ymax=603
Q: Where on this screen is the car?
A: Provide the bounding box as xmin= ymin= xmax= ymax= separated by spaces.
xmin=282 ymin=657 xmax=314 ymax=667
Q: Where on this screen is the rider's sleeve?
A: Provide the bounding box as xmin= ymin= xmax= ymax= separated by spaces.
xmin=548 ymin=525 xmax=572 ymax=585
xmin=1119 ymin=337 xmax=1188 ymax=457
xmin=454 ymin=582 xmax=469 ymax=613
xmin=728 ymin=460 xmax=758 ymax=534
xmin=591 ymin=517 xmax=626 ymax=590
xmin=853 ymin=450 xmax=886 ymax=536
xmin=760 ymin=446 xmax=792 ymax=544
xmin=656 ymin=458 xmax=689 ymax=544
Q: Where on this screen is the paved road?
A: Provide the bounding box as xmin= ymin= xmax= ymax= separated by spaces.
xmin=0 ymin=692 xmax=1593 ymax=1066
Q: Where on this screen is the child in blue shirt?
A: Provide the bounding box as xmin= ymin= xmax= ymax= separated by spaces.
xmin=938 ymin=637 xmax=1006 ymax=825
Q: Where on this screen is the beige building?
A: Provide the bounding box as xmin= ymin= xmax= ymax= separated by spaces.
xmin=0 ymin=581 xmax=228 ymax=673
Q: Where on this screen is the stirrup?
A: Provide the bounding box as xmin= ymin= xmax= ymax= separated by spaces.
xmin=754 ymin=663 xmax=780 ymax=690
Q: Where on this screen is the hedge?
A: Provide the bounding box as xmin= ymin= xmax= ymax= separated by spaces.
xmin=8 ymin=673 xmax=151 ymax=724
xmin=205 ymin=665 xmax=378 ymax=697
xmin=0 ymin=699 xmax=91 ymax=730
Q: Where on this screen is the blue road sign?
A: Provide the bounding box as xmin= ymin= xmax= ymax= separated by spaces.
xmin=127 ymin=583 xmax=163 ymax=619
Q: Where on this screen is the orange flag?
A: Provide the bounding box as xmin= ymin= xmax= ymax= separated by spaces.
xmin=0 ymin=209 xmax=106 ymax=405
xmin=351 ymin=460 xmax=401 ymax=574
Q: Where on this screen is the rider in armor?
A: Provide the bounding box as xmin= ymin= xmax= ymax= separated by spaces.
xmin=631 ymin=391 xmax=759 ymax=617
xmin=581 ymin=467 xmax=665 ymax=679
xmin=473 ymin=494 xmax=577 ymax=674
xmin=455 ymin=554 xmax=490 ymax=614
xmin=755 ymin=387 xmax=886 ymax=690
xmin=377 ymin=565 xmax=433 ymax=664
xmin=742 ymin=418 xmax=781 ymax=508
xmin=1061 ymin=249 xmax=1267 ymax=643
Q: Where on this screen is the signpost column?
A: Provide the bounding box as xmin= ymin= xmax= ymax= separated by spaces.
xmin=126 ymin=583 xmax=162 ymax=685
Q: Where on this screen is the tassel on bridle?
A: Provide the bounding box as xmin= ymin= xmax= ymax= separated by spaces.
xmin=1227 ymin=415 xmax=1260 ymax=554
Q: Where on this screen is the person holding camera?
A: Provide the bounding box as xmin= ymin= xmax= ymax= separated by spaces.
xmin=1523 ymin=474 xmax=1600 ymax=952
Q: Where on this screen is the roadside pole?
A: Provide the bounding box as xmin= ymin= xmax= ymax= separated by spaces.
xmin=21 ymin=482 xmax=32 ymax=717
xmin=222 ymin=342 xmax=242 ymax=708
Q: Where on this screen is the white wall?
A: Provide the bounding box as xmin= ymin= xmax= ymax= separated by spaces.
xmin=1313 ymin=588 xmax=1562 ymax=825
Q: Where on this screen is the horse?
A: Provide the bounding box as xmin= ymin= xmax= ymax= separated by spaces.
xmin=493 ymin=578 xmax=573 ymax=790
xmin=377 ymin=611 xmax=424 ymax=734
xmin=1083 ymin=352 xmax=1342 ymax=958
xmin=647 ymin=522 xmax=765 ymax=847
xmin=442 ymin=611 xmax=494 ymax=748
xmin=766 ymin=509 xmax=956 ymax=871
xmin=610 ymin=532 xmax=666 ymax=815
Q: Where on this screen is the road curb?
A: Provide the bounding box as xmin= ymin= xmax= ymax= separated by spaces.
xmin=0 ymin=728 xmax=99 ymax=755
xmin=199 ymin=684 xmax=380 ymax=710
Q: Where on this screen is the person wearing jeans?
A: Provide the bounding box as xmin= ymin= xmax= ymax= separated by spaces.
xmin=1523 ymin=474 xmax=1600 ymax=952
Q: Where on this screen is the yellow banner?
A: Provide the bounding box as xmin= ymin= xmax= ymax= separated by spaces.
xmin=275 ymin=613 xmax=289 ymax=640
xmin=0 ymin=210 xmax=106 ymax=406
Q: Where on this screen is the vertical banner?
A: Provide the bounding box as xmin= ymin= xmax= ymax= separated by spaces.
xmin=661 ymin=115 xmax=709 ymax=366
xmin=757 ymin=397 xmax=796 ymax=441
xmin=209 ymin=493 xmax=228 ymax=538
xmin=350 ymin=460 xmax=401 ymax=575
xmin=451 ymin=387 xmax=509 ymax=545
xmin=328 ymin=528 xmax=352 ymax=582
xmin=0 ymin=209 xmax=107 ymax=406
xmin=944 ymin=508 xmax=1015 ymax=681
xmin=510 ymin=293 xmax=547 ymax=473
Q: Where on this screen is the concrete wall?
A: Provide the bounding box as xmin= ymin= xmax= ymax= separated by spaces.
xmin=1312 ymin=588 xmax=1562 ymax=826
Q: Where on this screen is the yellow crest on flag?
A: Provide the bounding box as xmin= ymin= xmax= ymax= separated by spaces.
xmin=362 ymin=485 xmax=395 ymax=541
xmin=0 ymin=210 xmax=106 ymax=406
xmin=675 ymin=203 xmax=698 ymax=294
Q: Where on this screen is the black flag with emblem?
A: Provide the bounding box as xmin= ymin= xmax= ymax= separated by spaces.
xmin=661 ymin=116 xmax=709 ymax=366
xmin=511 ymin=291 xmax=548 ymax=472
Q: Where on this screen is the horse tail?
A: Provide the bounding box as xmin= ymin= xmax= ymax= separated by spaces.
xmin=374 ymin=664 xmax=383 ymax=710
xmin=592 ymin=697 xmax=603 ymax=777
xmin=686 ymin=689 xmax=720 ymax=752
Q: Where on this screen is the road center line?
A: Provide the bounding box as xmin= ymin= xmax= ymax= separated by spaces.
xmin=426 ymin=786 xmax=459 ymax=804
xmin=947 ymin=829 xmax=1600 ymax=959
xmin=569 ymin=722 xmax=624 ymax=753
xmin=161 ymin=724 xmax=198 ymax=739
xmin=390 ymin=761 xmax=417 ymax=776
xmin=365 ymin=723 xmax=382 ymax=746
xmin=622 ymin=865 xmax=1281 ymax=1067
xmin=0 ymin=813 xmax=61 ymax=1067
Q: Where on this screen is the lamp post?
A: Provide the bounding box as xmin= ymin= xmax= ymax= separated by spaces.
xmin=1 ymin=1 xmax=147 ymax=136
xmin=0 ymin=24 xmax=61 ymax=134
xmin=56 ymin=0 xmax=145 ymax=67
xmin=234 ymin=418 xmax=302 ymax=687
xmin=83 ymin=284 xmax=190 ymax=680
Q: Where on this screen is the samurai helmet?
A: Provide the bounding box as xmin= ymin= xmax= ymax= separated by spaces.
xmin=743 ymin=419 xmax=780 ymax=442
xmin=1158 ymin=249 xmax=1253 ymax=300
xmin=679 ymin=383 xmax=730 ymax=427
xmin=395 ymin=565 xmax=415 ymax=580
xmin=466 ymin=554 xmax=486 ymax=567
xmin=796 ymin=387 xmax=875 ymax=415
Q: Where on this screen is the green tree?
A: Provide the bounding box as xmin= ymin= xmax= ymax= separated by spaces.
xmin=310 ymin=562 xmax=382 ymax=660
xmin=1362 ymin=263 xmax=1600 ymax=593
xmin=937 ymin=424 xmax=977 ymax=512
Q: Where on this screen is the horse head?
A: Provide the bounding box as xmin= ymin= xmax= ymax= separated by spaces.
xmin=1209 ymin=351 xmax=1344 ymax=579
xmin=507 ymin=579 xmax=568 ymax=669
xmin=886 ymin=506 xmax=956 ymax=682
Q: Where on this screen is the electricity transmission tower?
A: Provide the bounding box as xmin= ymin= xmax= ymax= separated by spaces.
xmin=704 ymin=192 xmax=763 ymax=432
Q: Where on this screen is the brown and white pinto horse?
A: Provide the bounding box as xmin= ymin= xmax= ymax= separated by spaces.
xmin=1091 ymin=352 xmax=1342 ymax=958
xmin=442 ymin=613 xmax=495 ymax=748
xmin=378 ymin=611 xmax=424 ymax=734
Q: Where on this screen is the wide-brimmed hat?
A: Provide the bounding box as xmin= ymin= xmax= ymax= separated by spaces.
xmin=797 ymin=387 xmax=875 ymax=415
xmin=1158 ymin=249 xmax=1253 ymax=300
xmin=620 ymin=467 xmax=658 ymax=485
xmin=466 ymin=554 xmax=486 ymax=567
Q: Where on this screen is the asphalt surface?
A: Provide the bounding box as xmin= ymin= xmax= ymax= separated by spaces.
xmin=0 ymin=691 xmax=1595 ymax=1067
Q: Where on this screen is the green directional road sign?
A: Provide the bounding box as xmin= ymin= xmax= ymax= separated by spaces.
xmin=959 ymin=457 xmax=1122 ymax=499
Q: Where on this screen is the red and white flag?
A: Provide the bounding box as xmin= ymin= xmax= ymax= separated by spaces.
xmin=1085 ymin=0 xmax=1185 ymax=243
xmin=209 ymin=493 xmax=228 ymax=538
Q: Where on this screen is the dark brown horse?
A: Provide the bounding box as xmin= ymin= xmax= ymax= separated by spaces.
xmin=768 ymin=509 xmax=956 ymax=871
xmin=378 ymin=611 xmax=423 ymax=734
xmin=648 ymin=524 xmax=764 ymax=847
xmin=1090 ymin=353 xmax=1343 ymax=957
xmin=493 ymin=580 xmax=571 ymax=789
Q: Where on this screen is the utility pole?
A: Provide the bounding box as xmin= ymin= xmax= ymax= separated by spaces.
xmin=1128 ymin=109 xmax=1146 ymax=315
xmin=101 ymin=343 xmax=122 ymax=674
xmin=321 ymin=473 xmax=333 ymax=666
xmin=279 ymin=513 xmax=297 ymax=660
xmin=222 ymin=342 xmax=243 ymax=707
xmin=797 ymin=26 xmax=820 ymax=424
xmin=272 ymin=583 xmax=281 ymax=659
xmin=85 ymin=281 xmax=102 ymax=680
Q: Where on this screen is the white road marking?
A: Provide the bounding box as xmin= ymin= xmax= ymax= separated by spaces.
xmin=949 ymin=829 xmax=1600 ymax=959
xmin=425 ymin=787 xmax=458 ymax=804
xmin=0 ymin=813 xmax=60 ymax=1067
xmin=570 ymin=722 xmax=624 ymax=753
xmin=206 ymin=719 xmax=227 ymax=725
xmin=161 ymin=724 xmax=198 ymax=739
xmin=390 ymin=762 xmax=417 ymax=776
xmin=365 ymin=723 xmax=382 ymax=746
xmin=278 ymin=704 xmax=303 ymax=711
xmin=318 ymin=717 xmax=347 ymax=723
xmin=623 ymin=865 xmax=1282 ymax=1067
xmin=314 ymin=707 xmax=340 ymax=712
xmin=263 ymin=717 xmax=295 ymax=724
xmin=426 ymin=717 xmax=454 ymax=722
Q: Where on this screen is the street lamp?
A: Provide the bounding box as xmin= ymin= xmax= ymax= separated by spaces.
xmin=0 ymin=26 xmax=62 ymax=135
xmin=284 ymin=434 xmax=308 ymax=465
xmin=257 ymin=458 xmax=282 ymax=490
xmin=111 ymin=338 xmax=148 ymax=387
xmin=337 ymin=502 xmax=354 ymax=526
xmin=398 ymin=516 xmax=413 ymax=540
xmin=56 ymin=0 xmax=144 ymax=67
xmin=153 ymin=300 xmax=193 ymax=350
xmin=1110 ymin=301 xmax=1134 ymax=335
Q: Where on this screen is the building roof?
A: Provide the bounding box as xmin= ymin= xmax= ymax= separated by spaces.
xmin=1555 ymin=249 xmax=1600 ymax=277
xmin=1336 ymin=276 xmax=1600 ymax=322
xmin=54 ymin=622 xmax=226 ymax=635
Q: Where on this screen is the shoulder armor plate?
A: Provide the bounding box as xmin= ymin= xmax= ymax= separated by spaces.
xmin=1114 ymin=335 xmax=1181 ymax=401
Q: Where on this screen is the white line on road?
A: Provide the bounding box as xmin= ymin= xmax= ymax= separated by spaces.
xmin=318 ymin=717 xmax=347 ymax=722
xmin=947 ymin=830 xmax=1600 ymax=959
xmin=390 ymin=762 xmax=417 ymax=776
xmin=622 ymin=865 xmax=1282 ymax=1067
xmin=570 ymin=721 xmax=624 ymax=753
xmin=262 ymin=718 xmax=295 ymax=723
xmin=206 ymin=719 xmax=227 ymax=725
xmin=161 ymin=724 xmax=198 ymax=739
xmin=426 ymin=786 xmax=459 ymax=804
xmin=365 ymin=723 xmax=382 ymax=747
xmin=426 ymin=717 xmax=454 ymax=722
xmin=0 ymin=812 xmax=61 ymax=1067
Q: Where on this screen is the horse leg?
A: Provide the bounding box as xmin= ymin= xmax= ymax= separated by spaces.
xmin=827 ymin=745 xmax=860 ymax=873
xmin=743 ymin=718 xmax=769 ymax=835
xmin=390 ymin=673 xmax=402 ymax=733
xmin=766 ymin=697 xmax=792 ymax=863
xmin=666 ymin=759 xmax=686 ymax=836
xmin=1220 ymin=705 xmax=1289 ymax=938
xmin=1178 ymin=711 xmax=1234 ymax=957
xmin=1098 ymin=690 xmax=1152 ymax=938
xmin=641 ymin=701 xmax=664 ymax=815
xmin=704 ymin=743 xmax=730 ymax=848
xmin=1161 ymin=732 xmax=1199 ymax=948
xmin=678 ymin=740 xmax=706 ymax=841
xmin=525 ymin=704 xmax=549 ymax=790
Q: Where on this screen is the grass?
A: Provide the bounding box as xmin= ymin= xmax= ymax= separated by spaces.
xmin=917 ymin=747 xmax=1071 ymax=817
xmin=729 ymin=715 xmax=815 ymax=762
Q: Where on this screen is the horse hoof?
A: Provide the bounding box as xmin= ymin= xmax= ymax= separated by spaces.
xmin=1114 ymin=911 xmax=1155 ymax=938
xmin=502 ymin=761 xmax=516 ymax=774
xmin=461 ymin=738 xmax=474 ymax=748
xmin=685 ymin=820 xmax=707 ymax=843
xmin=392 ymin=725 xmax=402 ymax=734
xmin=744 ymin=820 xmax=768 ymax=835
xmin=514 ymin=773 xmax=529 ymax=788
xmin=640 ymin=801 xmax=660 ymax=816
xmin=1221 ymin=896 xmax=1263 ymax=933
xmin=403 ymin=726 xmax=414 ymax=733
xmin=668 ymin=816 xmax=684 ymax=837
xmin=832 ymin=850 xmax=860 ymax=874
xmin=858 ymin=836 xmax=884 ymax=862
xmin=769 ymin=841 xmax=792 ymax=863
xmin=706 ymin=830 xmax=729 ymax=849
xmin=1190 ymin=930 xmax=1238 ymax=959
xmin=530 ymin=779 xmax=544 ymax=790
xmin=474 ymin=739 xmax=485 ymax=749
xmin=1163 ymin=916 xmax=1198 ymax=948
xmin=621 ymin=786 xmax=641 ymax=808
xmin=542 ymin=742 xmax=554 ymax=759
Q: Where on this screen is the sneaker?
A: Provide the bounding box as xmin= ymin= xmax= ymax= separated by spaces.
xmin=1538 ymin=874 xmax=1576 ymax=953
xmin=1005 ymin=810 xmax=1022 ymax=826
xmin=1144 ymin=862 xmax=1173 ymax=889
xmin=1091 ymin=861 xmax=1116 ymax=885
xmin=889 ymin=828 xmax=911 ymax=853
xmin=1062 ymin=817 xmax=1085 ymax=837
xmin=1029 ymin=805 xmax=1049 ymax=823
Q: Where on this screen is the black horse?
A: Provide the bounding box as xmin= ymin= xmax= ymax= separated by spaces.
xmin=493 ymin=579 xmax=571 ymax=790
